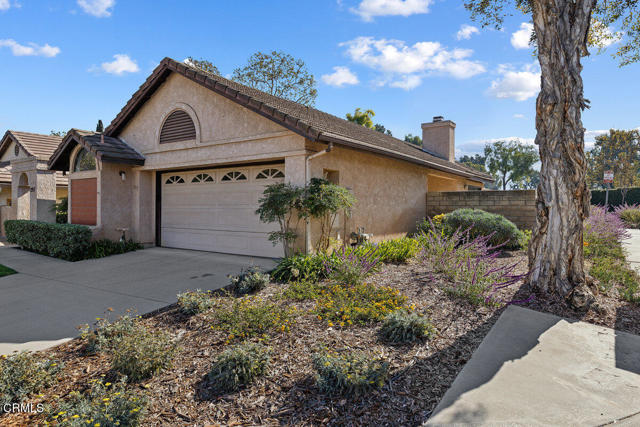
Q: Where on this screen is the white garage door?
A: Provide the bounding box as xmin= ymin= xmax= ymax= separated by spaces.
xmin=161 ymin=165 xmax=285 ymax=257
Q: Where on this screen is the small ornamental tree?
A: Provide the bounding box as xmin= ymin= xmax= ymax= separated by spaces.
xmin=257 ymin=179 xmax=357 ymax=256
xmin=302 ymin=178 xmax=356 ymax=253
xmin=256 ymin=183 xmax=303 ymax=257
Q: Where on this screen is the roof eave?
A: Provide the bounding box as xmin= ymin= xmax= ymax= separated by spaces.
xmin=317 ymin=133 xmax=491 ymax=182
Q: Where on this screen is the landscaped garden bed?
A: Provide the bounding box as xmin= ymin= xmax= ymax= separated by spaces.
xmin=1 ymin=208 xmax=639 ymax=426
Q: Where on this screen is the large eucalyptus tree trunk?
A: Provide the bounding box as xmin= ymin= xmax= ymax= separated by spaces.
xmin=527 ymin=0 xmax=596 ymax=306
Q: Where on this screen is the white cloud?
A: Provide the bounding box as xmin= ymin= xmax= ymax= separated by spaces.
xmin=340 ymin=36 xmax=485 ymax=89
xmin=77 ymin=0 xmax=114 ymax=17
xmin=0 ymin=39 xmax=60 ymax=57
xmin=0 ymin=0 xmax=10 ymax=11
xmin=456 ymin=24 xmax=479 ymax=40
xmin=94 ymin=54 xmax=139 ymax=75
xmin=321 ymin=66 xmax=359 ymax=87
xmin=351 ymin=0 xmax=431 ymax=21
xmin=487 ymin=63 xmax=540 ymax=101
xmin=511 ymin=22 xmax=534 ymax=49
xmin=513 ymin=113 xmax=525 ymax=119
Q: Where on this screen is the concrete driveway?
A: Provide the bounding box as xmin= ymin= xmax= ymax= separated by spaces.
xmin=0 ymin=246 xmax=276 ymax=353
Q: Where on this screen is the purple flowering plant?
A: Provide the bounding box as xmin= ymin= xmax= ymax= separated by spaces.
xmin=324 ymin=246 xmax=382 ymax=286
xmin=418 ymin=220 xmax=528 ymax=306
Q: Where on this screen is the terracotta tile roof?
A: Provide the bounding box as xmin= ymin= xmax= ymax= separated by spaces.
xmin=104 ymin=57 xmax=492 ymax=182
xmin=0 ymin=131 xmax=68 ymax=187
xmin=0 ymin=131 xmax=63 ymax=161
xmin=0 ymin=166 xmax=11 ymax=185
xmin=48 ymin=129 xmax=145 ymax=171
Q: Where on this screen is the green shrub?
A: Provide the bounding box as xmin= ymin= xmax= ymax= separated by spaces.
xmin=87 ymin=239 xmax=143 ymax=259
xmin=281 ymin=280 xmax=324 ymax=301
xmin=441 ymin=209 xmax=525 ymax=249
xmin=0 ymin=351 xmax=63 ymax=405
xmin=81 ymin=315 xmax=137 ymax=354
xmin=5 ymin=220 xmax=92 ymax=261
xmin=111 ymin=326 xmax=177 ymax=381
xmin=315 ymin=282 xmax=407 ymax=326
xmin=229 ymin=267 xmax=270 ymax=295
xmin=49 ymin=378 xmax=147 ymax=426
xmin=590 ymin=257 xmax=640 ymax=301
xmin=519 ymin=229 xmax=532 ymax=250
xmin=416 ymin=213 xmax=445 ymax=235
xmin=208 ymin=342 xmax=271 ymax=393
xmin=379 ymin=310 xmax=435 ymax=343
xmin=271 ymin=253 xmax=333 ymax=283
xmin=618 ymin=208 xmax=640 ymax=229
xmin=312 ymin=349 xmax=389 ymax=396
xmin=357 ymin=238 xmax=419 ymax=263
xmin=177 ymin=289 xmax=217 ymax=315
xmin=591 ymin=187 xmax=640 ymax=209
xmin=214 ymin=297 xmax=295 ymax=342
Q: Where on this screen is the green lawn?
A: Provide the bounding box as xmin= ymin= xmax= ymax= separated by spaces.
xmin=0 ymin=264 xmax=17 ymax=277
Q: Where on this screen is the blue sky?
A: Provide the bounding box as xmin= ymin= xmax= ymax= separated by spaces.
xmin=1 ymin=0 xmax=639 ymax=157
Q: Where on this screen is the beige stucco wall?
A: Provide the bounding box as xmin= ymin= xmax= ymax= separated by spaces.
xmin=97 ymin=162 xmax=135 ymax=241
xmin=306 ymin=144 xmax=428 ymax=243
xmin=118 ymin=73 xmax=306 ymax=171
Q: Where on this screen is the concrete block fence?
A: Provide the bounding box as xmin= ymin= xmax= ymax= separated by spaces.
xmin=426 ymin=190 xmax=537 ymax=230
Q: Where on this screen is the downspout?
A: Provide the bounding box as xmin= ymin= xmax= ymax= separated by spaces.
xmin=304 ymin=142 xmax=333 ymax=253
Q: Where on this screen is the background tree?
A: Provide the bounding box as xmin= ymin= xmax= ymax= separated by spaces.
xmin=484 ymin=140 xmax=539 ymax=191
xmin=345 ymin=108 xmax=375 ymax=128
xmin=185 ymin=57 xmax=221 ymax=75
xmin=465 ymin=0 xmax=640 ymax=301
xmin=404 ymin=134 xmax=422 ymax=145
xmin=512 ymin=171 xmax=541 ymax=190
xmin=232 ymin=51 xmax=317 ymax=106
xmin=374 ymin=123 xmax=393 ymax=136
xmin=50 ymin=130 xmax=67 ymax=137
xmin=96 ymin=120 xmax=104 ymax=133
xmin=458 ymin=154 xmax=487 ymax=172
xmin=586 ymin=129 xmax=640 ymax=188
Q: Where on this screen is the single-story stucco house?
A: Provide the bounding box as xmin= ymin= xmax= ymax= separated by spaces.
xmin=0 ymin=131 xmax=68 ymax=231
xmin=9 ymin=57 xmax=489 ymax=258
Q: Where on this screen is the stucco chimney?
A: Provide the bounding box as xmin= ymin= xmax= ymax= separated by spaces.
xmin=421 ymin=116 xmax=456 ymax=162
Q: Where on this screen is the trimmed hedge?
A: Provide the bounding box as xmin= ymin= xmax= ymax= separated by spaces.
xmin=591 ymin=187 xmax=640 ymax=209
xmin=4 ymin=220 xmax=92 ymax=261
xmin=442 ymin=208 xmax=525 ymax=249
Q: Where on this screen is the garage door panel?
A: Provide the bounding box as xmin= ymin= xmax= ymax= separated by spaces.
xmin=160 ymin=166 xmax=284 ymax=257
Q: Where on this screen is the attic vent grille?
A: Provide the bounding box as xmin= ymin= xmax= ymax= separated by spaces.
xmin=159 ymin=110 xmax=196 ymax=144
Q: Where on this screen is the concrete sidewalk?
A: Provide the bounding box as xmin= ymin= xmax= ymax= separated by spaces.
xmin=426 ymin=306 xmax=640 ymax=426
xmin=0 ymin=247 xmax=276 ymax=354
xmin=623 ymin=228 xmax=640 ymax=271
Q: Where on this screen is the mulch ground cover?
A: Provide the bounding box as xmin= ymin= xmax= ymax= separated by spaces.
xmin=2 ymin=251 xmax=639 ymax=426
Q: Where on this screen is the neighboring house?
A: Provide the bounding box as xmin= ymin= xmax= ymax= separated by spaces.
xmin=0 ymin=131 xmax=68 ymax=229
xmin=47 ymin=57 xmax=491 ymax=257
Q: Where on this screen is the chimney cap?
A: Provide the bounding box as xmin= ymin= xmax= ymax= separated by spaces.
xmin=433 ymin=115 xmax=444 ymax=122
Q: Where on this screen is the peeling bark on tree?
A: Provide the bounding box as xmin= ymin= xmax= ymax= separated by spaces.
xmin=527 ymin=0 xmax=596 ymax=306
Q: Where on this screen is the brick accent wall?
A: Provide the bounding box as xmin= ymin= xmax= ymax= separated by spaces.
xmin=426 ymin=190 xmax=537 ymax=230
xmin=71 ymin=178 xmax=97 ymax=226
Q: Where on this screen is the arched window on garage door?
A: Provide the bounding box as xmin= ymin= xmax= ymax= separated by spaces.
xmin=159 ymin=110 xmax=196 ymax=144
